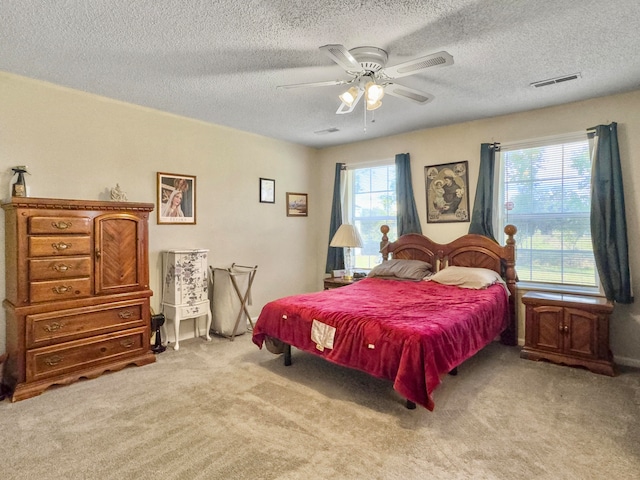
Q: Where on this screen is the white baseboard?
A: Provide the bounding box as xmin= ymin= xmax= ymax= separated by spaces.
xmin=614 ymin=355 xmax=640 ymax=369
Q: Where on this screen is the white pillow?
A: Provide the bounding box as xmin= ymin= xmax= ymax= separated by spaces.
xmin=428 ymin=266 xmax=506 ymax=290
xmin=367 ymin=259 xmax=432 ymax=280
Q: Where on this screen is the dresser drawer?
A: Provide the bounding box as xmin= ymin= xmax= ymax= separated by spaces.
xmin=26 ymin=328 xmax=147 ymax=382
xmin=29 ymin=216 xmax=92 ymax=234
xmin=30 ymin=277 xmax=92 ymax=303
xmin=179 ymin=302 xmax=210 ymax=318
xmin=29 ymin=256 xmax=92 ymax=281
xmin=26 ymin=300 xmax=146 ymax=348
xmin=29 ymin=236 xmax=91 ymax=257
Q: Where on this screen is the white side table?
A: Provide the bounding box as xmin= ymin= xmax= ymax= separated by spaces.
xmin=162 ymin=249 xmax=212 ymax=350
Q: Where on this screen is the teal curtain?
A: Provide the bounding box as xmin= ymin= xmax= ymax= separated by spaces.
xmin=325 ymin=163 xmax=345 ymax=273
xmin=395 ymin=153 xmax=422 ymax=235
xmin=589 ymin=123 xmax=633 ymax=303
xmin=469 ymin=143 xmax=498 ymax=241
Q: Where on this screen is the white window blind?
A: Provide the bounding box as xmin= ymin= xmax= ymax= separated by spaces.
xmin=497 ymin=133 xmax=597 ymax=286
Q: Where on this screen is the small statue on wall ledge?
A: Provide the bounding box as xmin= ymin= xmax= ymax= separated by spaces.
xmin=110 ymin=183 xmax=128 ymax=202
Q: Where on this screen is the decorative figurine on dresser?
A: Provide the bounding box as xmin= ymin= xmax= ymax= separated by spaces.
xmin=161 ymin=249 xmax=212 ymax=350
xmin=1 ymin=197 xmax=156 ymax=402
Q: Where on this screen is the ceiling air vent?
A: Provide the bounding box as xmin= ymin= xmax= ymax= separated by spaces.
xmin=314 ymin=127 xmax=340 ymax=135
xmin=530 ymin=73 xmax=581 ymax=88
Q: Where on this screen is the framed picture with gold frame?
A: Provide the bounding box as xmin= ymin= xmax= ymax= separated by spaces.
xmin=157 ymin=172 xmax=196 ymax=224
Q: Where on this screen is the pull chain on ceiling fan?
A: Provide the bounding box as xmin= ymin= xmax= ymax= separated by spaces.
xmin=277 ymin=44 xmax=454 ymax=115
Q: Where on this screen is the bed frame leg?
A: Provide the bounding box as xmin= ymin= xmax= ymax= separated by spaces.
xmin=448 ymin=367 xmax=458 ymax=376
xmin=405 ymin=400 xmax=416 ymax=409
xmin=284 ymin=344 xmax=292 ymax=366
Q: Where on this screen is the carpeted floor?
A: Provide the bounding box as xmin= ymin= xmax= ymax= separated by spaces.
xmin=1 ymin=335 xmax=639 ymax=480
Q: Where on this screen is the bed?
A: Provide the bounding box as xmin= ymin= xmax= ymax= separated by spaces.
xmin=252 ymin=225 xmax=518 ymax=410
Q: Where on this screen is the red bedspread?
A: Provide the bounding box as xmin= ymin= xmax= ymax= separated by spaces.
xmin=252 ymin=277 xmax=508 ymax=410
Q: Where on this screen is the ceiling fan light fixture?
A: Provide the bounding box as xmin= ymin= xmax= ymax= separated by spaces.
xmin=280 ymin=44 xmax=453 ymax=118
xmin=339 ymin=86 xmax=360 ymax=107
xmin=366 ymin=99 xmax=382 ymax=111
xmin=365 ymin=81 xmax=385 ymax=104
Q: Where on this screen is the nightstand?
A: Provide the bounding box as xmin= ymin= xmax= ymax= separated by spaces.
xmin=323 ymin=277 xmax=357 ymax=290
xmin=520 ymin=292 xmax=615 ymax=376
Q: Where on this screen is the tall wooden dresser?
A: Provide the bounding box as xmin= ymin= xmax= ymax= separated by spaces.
xmin=2 ymin=197 xmax=156 ymax=402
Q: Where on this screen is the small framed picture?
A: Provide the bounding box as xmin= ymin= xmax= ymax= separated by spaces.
xmin=157 ymin=172 xmax=196 ymax=224
xmin=260 ymin=178 xmax=275 ymax=203
xmin=424 ymin=161 xmax=470 ymax=223
xmin=286 ymin=192 xmax=308 ymax=217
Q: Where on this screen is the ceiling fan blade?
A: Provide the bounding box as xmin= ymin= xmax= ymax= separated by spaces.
xmin=336 ymin=89 xmax=364 ymax=114
xmin=384 ymin=83 xmax=434 ymax=105
xmin=277 ymin=79 xmax=348 ymax=89
xmin=380 ymin=51 xmax=453 ymax=79
xmin=320 ymin=44 xmax=365 ymax=74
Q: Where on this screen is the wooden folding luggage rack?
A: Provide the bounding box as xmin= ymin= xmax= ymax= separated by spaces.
xmin=210 ymin=263 xmax=258 ymax=340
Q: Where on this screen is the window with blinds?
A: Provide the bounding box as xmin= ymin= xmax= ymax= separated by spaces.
xmin=497 ymin=133 xmax=597 ymax=286
xmin=349 ymin=163 xmax=397 ymax=269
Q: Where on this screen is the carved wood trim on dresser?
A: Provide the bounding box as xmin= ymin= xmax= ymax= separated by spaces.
xmin=2 ymin=197 xmax=156 ymax=402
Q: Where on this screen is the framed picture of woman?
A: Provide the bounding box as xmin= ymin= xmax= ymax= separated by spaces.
xmin=157 ymin=172 xmax=196 ymax=224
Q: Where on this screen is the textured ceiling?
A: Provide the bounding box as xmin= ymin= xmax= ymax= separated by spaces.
xmin=2 ymin=1 xmax=640 ymax=149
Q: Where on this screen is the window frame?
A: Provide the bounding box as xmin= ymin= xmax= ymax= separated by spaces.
xmin=495 ymin=132 xmax=602 ymax=294
xmin=345 ymin=160 xmax=397 ymax=270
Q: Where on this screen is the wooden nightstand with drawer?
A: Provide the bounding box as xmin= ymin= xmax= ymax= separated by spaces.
xmin=323 ymin=277 xmax=358 ymax=290
xmin=520 ymin=291 xmax=615 ymax=376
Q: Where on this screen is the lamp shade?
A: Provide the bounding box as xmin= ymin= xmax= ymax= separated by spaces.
xmin=366 ymin=99 xmax=382 ymax=111
xmin=330 ymin=223 xmax=363 ymax=248
xmin=365 ymin=81 xmax=385 ymax=104
xmin=339 ymin=86 xmax=360 ymax=107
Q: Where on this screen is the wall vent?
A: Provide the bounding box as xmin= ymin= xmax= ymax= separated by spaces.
xmin=314 ymin=127 xmax=340 ymax=135
xmin=530 ymin=73 xmax=581 ymax=88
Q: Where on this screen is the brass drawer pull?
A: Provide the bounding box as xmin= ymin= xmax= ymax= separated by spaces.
xmin=120 ymin=339 xmax=135 ymax=348
xmin=118 ymin=310 xmax=134 ymax=319
xmin=53 ymin=264 xmax=71 ymax=272
xmin=44 ymin=355 xmax=64 ymax=366
xmin=52 ymin=221 xmax=72 ymax=230
xmin=52 ymin=242 xmax=71 ymax=250
xmin=52 ymin=285 xmax=72 ymax=294
xmin=43 ymin=322 xmax=65 ymax=332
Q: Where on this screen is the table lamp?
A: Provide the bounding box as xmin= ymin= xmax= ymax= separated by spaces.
xmin=330 ymin=223 xmax=363 ymax=280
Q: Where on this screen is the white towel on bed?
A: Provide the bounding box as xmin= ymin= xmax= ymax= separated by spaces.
xmin=311 ymin=319 xmax=335 ymax=352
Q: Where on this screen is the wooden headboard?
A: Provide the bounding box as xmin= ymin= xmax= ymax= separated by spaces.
xmin=379 ymin=225 xmax=518 ymax=346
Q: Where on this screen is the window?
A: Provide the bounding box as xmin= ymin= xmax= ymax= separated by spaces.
xmin=497 ymin=133 xmax=597 ymax=287
xmin=347 ymin=163 xmax=397 ymax=269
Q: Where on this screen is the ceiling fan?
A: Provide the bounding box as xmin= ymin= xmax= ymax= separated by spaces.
xmin=277 ymin=44 xmax=454 ymax=114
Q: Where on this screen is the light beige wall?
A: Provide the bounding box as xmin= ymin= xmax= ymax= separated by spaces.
xmin=316 ymin=89 xmax=640 ymax=367
xmin=0 ymin=72 xmax=320 ymax=351
xmin=3 ymin=70 xmax=639 ymax=366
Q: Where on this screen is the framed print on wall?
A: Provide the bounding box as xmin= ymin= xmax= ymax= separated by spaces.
xmin=157 ymin=172 xmax=196 ymax=224
xmin=260 ymin=177 xmax=275 ymax=203
xmin=286 ymin=192 xmax=308 ymax=217
xmin=424 ymin=161 xmax=470 ymax=223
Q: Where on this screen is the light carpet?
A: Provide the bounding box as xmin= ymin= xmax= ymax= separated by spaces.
xmin=1 ymin=335 xmax=639 ymax=480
